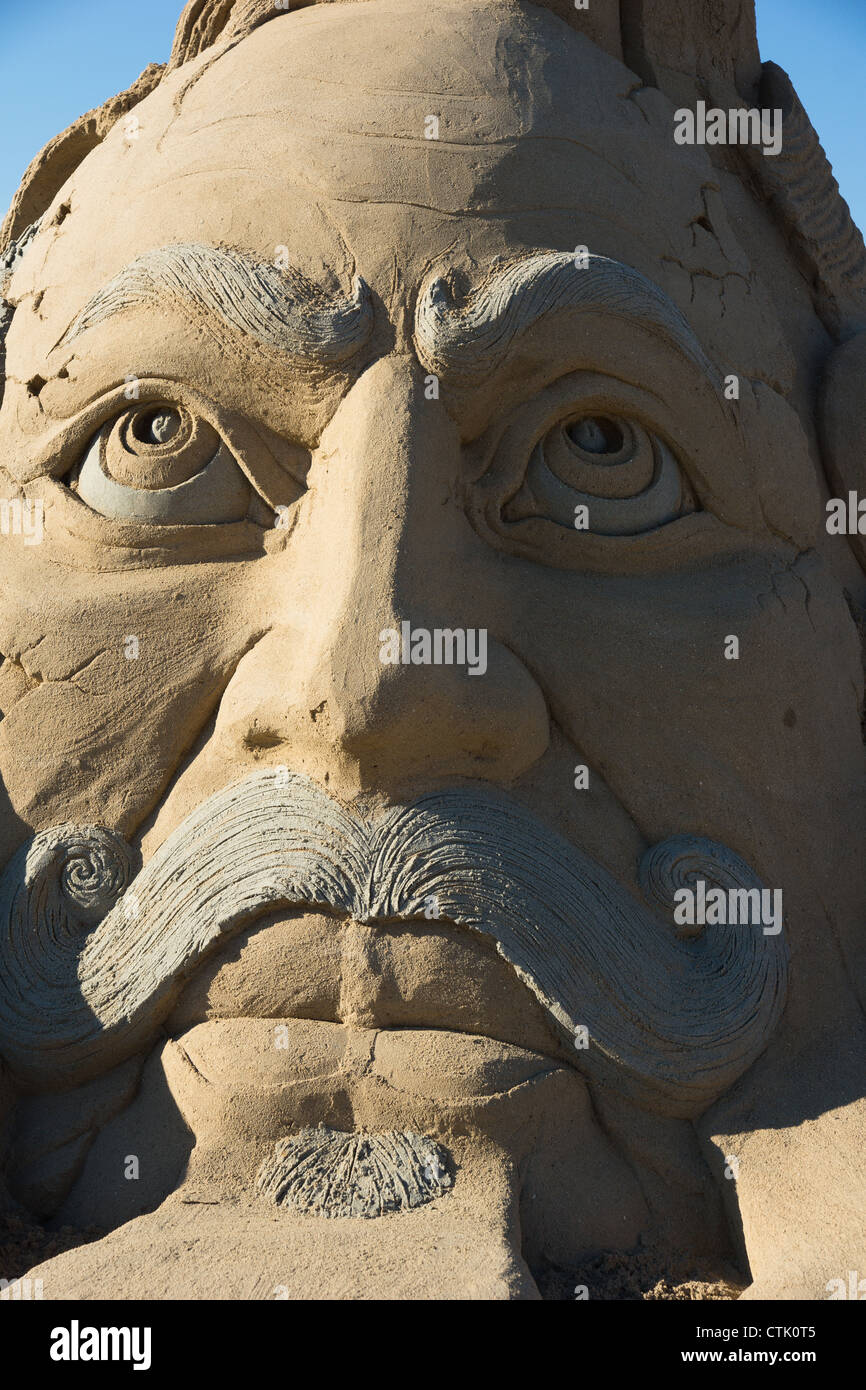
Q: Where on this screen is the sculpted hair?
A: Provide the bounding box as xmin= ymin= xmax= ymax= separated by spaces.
xmin=0 ymin=767 xmax=788 ymax=1117
xmin=62 ymin=243 xmax=373 ymax=363
xmin=1 ymin=0 xmax=863 ymax=334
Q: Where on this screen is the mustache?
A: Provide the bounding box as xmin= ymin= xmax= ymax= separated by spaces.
xmin=0 ymin=769 xmax=787 ymax=1116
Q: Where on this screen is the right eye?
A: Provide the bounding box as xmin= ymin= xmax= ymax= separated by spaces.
xmin=503 ymin=413 xmax=693 ymax=536
xmin=65 ymin=402 xmax=256 ymax=525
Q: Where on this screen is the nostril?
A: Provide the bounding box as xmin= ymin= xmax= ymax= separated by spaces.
xmin=243 ymin=728 xmax=284 ymax=751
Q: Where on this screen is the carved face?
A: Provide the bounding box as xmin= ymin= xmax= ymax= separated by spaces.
xmin=1 ymin=0 xmax=864 ymax=1296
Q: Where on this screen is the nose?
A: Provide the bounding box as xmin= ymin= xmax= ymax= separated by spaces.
xmin=218 ymin=354 xmax=549 ymax=797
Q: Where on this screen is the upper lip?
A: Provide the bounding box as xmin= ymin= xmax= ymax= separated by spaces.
xmin=164 ymin=905 xmax=574 ymax=1067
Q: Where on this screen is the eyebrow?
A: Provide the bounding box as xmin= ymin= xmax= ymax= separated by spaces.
xmin=413 ymin=251 xmax=717 ymax=385
xmin=59 ymin=242 xmax=373 ymax=364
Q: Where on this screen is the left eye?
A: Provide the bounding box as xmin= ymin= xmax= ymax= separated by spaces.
xmin=66 ymin=403 xmax=253 ymax=524
xmin=503 ymin=414 xmax=694 ymax=536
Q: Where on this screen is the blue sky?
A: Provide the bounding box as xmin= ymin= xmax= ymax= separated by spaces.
xmin=0 ymin=0 xmax=864 ymax=228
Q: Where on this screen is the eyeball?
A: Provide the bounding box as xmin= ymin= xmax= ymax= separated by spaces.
xmin=503 ymin=414 xmax=693 ymax=536
xmin=130 ymin=406 xmax=181 ymax=444
xmin=68 ymin=403 xmax=254 ymax=524
xmin=566 ymin=416 xmax=629 ymax=457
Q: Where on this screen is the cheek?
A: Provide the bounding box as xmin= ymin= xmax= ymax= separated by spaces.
xmin=505 ymin=548 xmax=863 ymax=859
xmin=0 ymin=549 xmax=270 ymax=844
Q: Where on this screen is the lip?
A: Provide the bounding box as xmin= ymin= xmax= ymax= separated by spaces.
xmin=156 ymin=1016 xmax=585 ymax=1234
xmin=167 ymin=1017 xmax=561 ymax=1106
xmin=165 ymin=907 xmax=573 ymax=1066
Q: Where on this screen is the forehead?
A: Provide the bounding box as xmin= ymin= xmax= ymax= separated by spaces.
xmin=9 ymin=0 xmax=779 ymax=377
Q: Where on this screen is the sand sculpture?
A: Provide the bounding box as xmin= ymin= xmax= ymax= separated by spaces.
xmin=0 ymin=0 xmax=864 ymax=1301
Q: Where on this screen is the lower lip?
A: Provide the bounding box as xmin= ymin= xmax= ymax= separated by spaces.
xmin=165 ymin=908 xmax=569 ymax=1062
xmin=161 ymin=1015 xmax=562 ymax=1147
xmin=172 ymin=1016 xmax=558 ymax=1099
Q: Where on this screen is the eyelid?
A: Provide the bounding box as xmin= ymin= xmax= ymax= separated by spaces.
xmin=513 ymin=433 xmax=686 ymax=535
xmin=25 ymin=471 xmax=274 ymax=568
xmin=21 ymin=378 xmax=310 ymax=511
xmin=74 ymin=430 xmax=252 ymax=525
xmin=465 ymin=372 xmax=685 ymax=492
xmin=465 ymin=365 xmax=752 ymax=523
xmin=464 ymin=370 xmax=742 ymax=573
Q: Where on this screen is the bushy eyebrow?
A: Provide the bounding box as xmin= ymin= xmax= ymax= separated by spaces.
xmin=413 ymin=251 xmax=717 ymax=385
xmin=59 ymin=242 xmax=373 ymax=364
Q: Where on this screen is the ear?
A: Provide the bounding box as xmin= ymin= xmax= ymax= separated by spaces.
xmin=819 ymin=333 xmax=866 ymax=571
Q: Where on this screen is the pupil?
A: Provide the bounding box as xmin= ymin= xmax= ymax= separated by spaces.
xmin=132 ymin=407 xmax=181 ymax=445
xmin=568 ymin=416 xmax=624 ymax=454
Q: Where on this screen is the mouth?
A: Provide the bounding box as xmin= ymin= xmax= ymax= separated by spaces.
xmin=159 ymin=912 xmax=574 ymax=1211
xmin=165 ymin=907 xmax=571 ymax=1064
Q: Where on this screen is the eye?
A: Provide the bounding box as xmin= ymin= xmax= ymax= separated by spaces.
xmin=65 ymin=403 xmax=258 ymax=524
xmin=502 ymin=414 xmax=695 ymax=536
